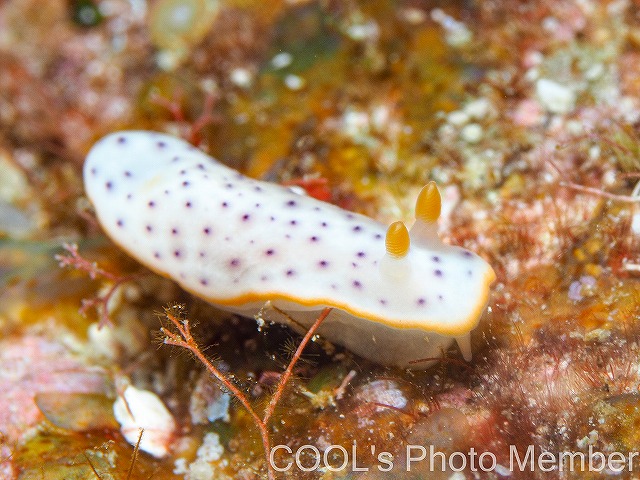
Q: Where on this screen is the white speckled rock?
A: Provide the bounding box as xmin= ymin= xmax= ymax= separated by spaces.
xmin=113 ymin=385 xmax=176 ymax=458
xmin=536 ymin=78 xmax=576 ymax=114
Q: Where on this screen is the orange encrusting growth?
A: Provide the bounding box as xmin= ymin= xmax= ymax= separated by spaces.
xmin=385 ymin=221 xmax=411 ymax=258
xmin=415 ymin=181 xmax=441 ymax=223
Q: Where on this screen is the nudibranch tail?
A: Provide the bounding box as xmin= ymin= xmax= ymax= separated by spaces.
xmin=385 ymin=221 xmax=410 ymax=258
xmin=455 ymin=334 xmax=473 ymax=362
xmin=83 ymin=131 xmax=496 ymax=369
xmin=415 ymin=181 xmax=441 ymax=223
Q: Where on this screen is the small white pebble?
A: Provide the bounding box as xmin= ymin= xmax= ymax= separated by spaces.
xmin=460 ymin=123 xmax=483 ymax=143
xmin=464 ymin=98 xmax=491 ymax=120
xmin=400 ymin=7 xmax=427 ymax=25
xmin=632 ymin=212 xmax=640 ymax=235
xmin=447 ymin=110 xmax=469 ymax=126
xmin=346 ymin=20 xmax=379 ymax=41
xmin=229 ymin=68 xmax=253 ymax=88
xmin=585 ymin=63 xmax=604 ymax=81
xmin=448 ymin=472 xmax=467 ymax=480
xmin=196 ymin=432 xmax=224 ymax=462
xmin=188 ymin=460 xmax=214 ymax=480
xmin=284 ymin=74 xmax=305 ymax=90
xmin=536 ymin=78 xmax=576 ymax=114
xmin=271 ymin=52 xmax=293 ymax=69
xmin=494 ymin=463 xmax=512 ymax=476
xmin=113 ymin=385 xmax=176 ymax=458
xmin=174 ymin=458 xmax=189 ymax=475
xmin=431 ymin=8 xmax=471 ymax=46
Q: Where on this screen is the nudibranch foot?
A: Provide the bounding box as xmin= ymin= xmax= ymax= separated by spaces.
xmin=259 ymin=305 xmax=463 ymax=369
xmin=83 ymin=131 xmax=495 ymax=370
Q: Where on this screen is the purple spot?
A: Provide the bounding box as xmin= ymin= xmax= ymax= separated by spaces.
xmin=200 ymin=279 xmax=208 ymax=286
xmin=180 ymin=169 xmax=187 ymax=175
xmin=286 ymin=200 xmax=297 ymax=207
xmin=164 ymin=190 xmax=170 ymax=195
xmin=203 ymin=227 xmax=212 ymax=235
xmin=374 ymin=234 xmax=382 ymax=240
xmin=260 ymin=275 xmax=268 ymax=281
xmin=182 ymin=181 xmax=190 ymax=187
xmin=199 ymin=251 xmax=206 ymax=258
xmin=197 ymin=163 xmax=205 ymax=170
xmin=417 ymin=298 xmax=426 ymax=306
xmin=116 ymin=219 xmax=123 ymax=227
xmin=346 ymin=213 xmax=355 ymax=219
xmin=90 ymin=168 xmax=97 ymax=175
xmin=157 ymin=141 xmax=166 ymax=148
xmin=330 ymin=284 xmax=337 ymax=290
xmin=153 ymin=252 xmax=161 ymax=259
xmin=148 ymin=201 xmax=155 ymax=208
xmin=221 ymin=202 xmax=229 ymax=208
xmin=105 ymin=181 xmax=113 ymax=190
xmin=434 ymin=269 xmax=443 ymax=277
xmin=255 ymin=203 xmax=261 ymax=208
xmin=310 ymin=236 xmax=319 ymax=242
xmin=462 ymin=251 xmax=473 ymax=258
xmin=313 ymin=206 xmax=321 ymax=212
xmin=432 ymin=256 xmax=441 ymax=262
xmin=230 ymin=258 xmax=240 ymax=267
xmin=117 ymin=136 xmax=126 ymax=144
xmin=438 ymin=294 xmax=444 ymax=301
xmin=225 ymin=183 xmax=234 ymax=189
xmin=171 ymin=156 xmax=179 ymax=163
xmin=321 ymin=222 xmax=328 ymax=228
xmin=123 ymin=171 xmax=131 ymax=178
xmin=265 ymin=249 xmax=275 ymax=256
xmin=379 ymin=299 xmax=387 ymax=305
xmin=319 ymin=260 xmax=329 ymax=268
xmin=254 ymin=186 xmax=263 ymax=192
xmin=270 ymin=216 xmax=275 ymax=221
xmin=352 ymin=225 xmax=362 ymax=232
xmin=173 ymin=250 xmax=181 ymax=258
xmin=242 ymin=214 xmax=251 ymax=221
xmin=171 ymin=228 xmax=179 ymax=235
xmin=185 ymin=201 xmax=192 ymax=208
xmin=289 ymin=220 xmax=297 ymax=226
xmin=145 ymin=225 xmax=153 ymax=232
xmin=126 ymin=193 xmax=132 ymax=200
xmin=286 ymin=269 xmax=295 ymax=277
xmin=356 ymin=251 xmax=366 ymax=258
xmin=352 ymin=280 xmax=362 ymax=289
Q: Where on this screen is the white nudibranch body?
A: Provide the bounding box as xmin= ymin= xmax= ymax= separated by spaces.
xmin=84 ymin=131 xmax=495 ymax=369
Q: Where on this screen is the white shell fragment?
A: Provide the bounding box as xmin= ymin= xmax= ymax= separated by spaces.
xmin=85 ymin=131 xmax=495 ymax=369
xmin=113 ymin=385 xmax=176 ymax=458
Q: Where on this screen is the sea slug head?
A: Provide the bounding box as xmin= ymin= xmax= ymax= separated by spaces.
xmin=377 ymin=180 xmax=496 ymax=362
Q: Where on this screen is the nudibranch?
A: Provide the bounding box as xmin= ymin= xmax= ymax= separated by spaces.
xmin=83 ymin=131 xmax=495 ymax=369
